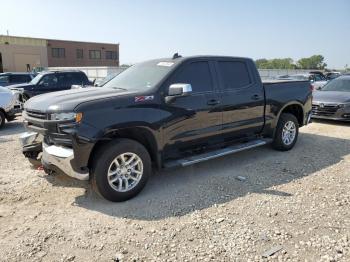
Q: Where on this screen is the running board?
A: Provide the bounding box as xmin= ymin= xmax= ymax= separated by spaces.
xmin=164 ymin=139 xmax=271 ymax=169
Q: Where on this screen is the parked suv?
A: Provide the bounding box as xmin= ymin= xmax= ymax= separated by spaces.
xmin=8 ymin=70 xmax=91 ymax=101
xmin=21 ymin=55 xmax=312 ymax=202
xmin=0 ymin=72 xmax=34 ymax=87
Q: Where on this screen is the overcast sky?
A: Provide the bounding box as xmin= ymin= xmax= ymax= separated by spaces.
xmin=0 ymin=0 xmax=349 ymax=68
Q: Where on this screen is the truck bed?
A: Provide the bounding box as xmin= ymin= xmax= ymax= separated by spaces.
xmin=262 ymin=79 xmax=309 ymax=84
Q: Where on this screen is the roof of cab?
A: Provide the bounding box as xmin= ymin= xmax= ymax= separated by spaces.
xmin=0 ymin=72 xmax=34 ymax=75
xmin=144 ymin=55 xmax=253 ymax=66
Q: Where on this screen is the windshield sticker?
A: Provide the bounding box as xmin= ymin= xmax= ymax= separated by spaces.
xmin=157 ymin=62 xmax=174 ymax=67
xmin=135 ymin=95 xmax=154 ymax=102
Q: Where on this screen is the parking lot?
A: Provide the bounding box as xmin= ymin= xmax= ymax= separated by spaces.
xmin=0 ymin=117 xmax=348 ymax=261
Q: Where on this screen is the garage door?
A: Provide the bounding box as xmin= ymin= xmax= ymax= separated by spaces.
xmin=14 ymin=54 xmax=41 ymax=72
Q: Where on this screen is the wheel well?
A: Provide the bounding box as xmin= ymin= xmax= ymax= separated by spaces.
xmin=281 ymin=104 xmax=304 ymax=126
xmin=88 ymin=127 xmax=159 ymax=169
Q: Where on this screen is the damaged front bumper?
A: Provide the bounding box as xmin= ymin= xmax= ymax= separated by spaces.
xmin=41 ymin=142 xmax=89 ymax=181
xmin=20 ymin=131 xmax=89 ymax=181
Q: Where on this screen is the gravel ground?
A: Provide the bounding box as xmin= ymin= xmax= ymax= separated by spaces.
xmin=0 ymin=117 xmax=349 ymax=261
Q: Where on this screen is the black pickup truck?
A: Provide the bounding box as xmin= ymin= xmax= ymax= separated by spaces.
xmin=20 ymin=55 xmax=312 ymax=202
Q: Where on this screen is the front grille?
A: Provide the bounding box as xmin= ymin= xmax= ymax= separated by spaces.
xmin=26 ymin=110 xmax=47 ymax=120
xmin=24 ymin=110 xmax=72 ymax=146
xmin=312 ymin=104 xmax=339 ymax=116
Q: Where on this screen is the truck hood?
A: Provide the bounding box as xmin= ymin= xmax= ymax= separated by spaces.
xmin=7 ymin=83 xmax=34 ymax=90
xmin=24 ymin=87 xmax=135 ymax=112
xmin=313 ymin=90 xmax=350 ymax=104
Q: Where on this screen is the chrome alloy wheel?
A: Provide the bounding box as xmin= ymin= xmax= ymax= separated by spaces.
xmin=107 ymin=152 xmax=143 ymax=192
xmin=282 ymin=120 xmax=296 ymax=145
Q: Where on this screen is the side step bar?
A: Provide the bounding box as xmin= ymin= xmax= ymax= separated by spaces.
xmin=164 ymin=139 xmax=272 ymax=169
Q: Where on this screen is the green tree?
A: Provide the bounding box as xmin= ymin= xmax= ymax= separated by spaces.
xmin=255 ymin=58 xmax=295 ymax=69
xmin=297 ymin=55 xmax=327 ymax=69
xmin=255 ymin=59 xmax=269 ymax=69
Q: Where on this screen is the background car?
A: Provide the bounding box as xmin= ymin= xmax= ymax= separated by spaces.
xmin=312 ymin=75 xmax=350 ymax=121
xmin=71 ymin=71 xmax=120 ymax=89
xmin=325 ymin=71 xmax=341 ymax=80
xmin=0 ymin=86 xmax=16 ymax=128
xmin=276 ymin=72 xmax=328 ymax=90
xmin=0 ymin=72 xmax=35 ymax=87
xmin=8 ymin=70 xmax=91 ymax=101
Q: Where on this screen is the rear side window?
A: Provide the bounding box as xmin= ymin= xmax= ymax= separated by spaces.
xmin=58 ymin=73 xmax=88 ymax=86
xmin=218 ymin=61 xmax=251 ymax=90
xmin=11 ymin=75 xmax=31 ymax=83
xmin=171 ymin=61 xmax=213 ymax=93
xmin=74 ymin=73 xmax=88 ymax=84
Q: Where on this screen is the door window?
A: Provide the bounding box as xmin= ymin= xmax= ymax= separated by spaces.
xmin=71 ymin=73 xmax=86 ymax=85
xmin=170 ymin=61 xmax=213 ymax=93
xmin=10 ymin=75 xmax=31 ymax=83
xmin=58 ymin=73 xmax=85 ymax=87
xmin=38 ymin=75 xmax=58 ymax=87
xmin=218 ymin=61 xmax=251 ymax=90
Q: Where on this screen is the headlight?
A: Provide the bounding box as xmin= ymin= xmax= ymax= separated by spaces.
xmin=50 ymin=112 xmax=83 ymax=122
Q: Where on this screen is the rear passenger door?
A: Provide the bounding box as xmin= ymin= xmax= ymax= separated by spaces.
xmin=57 ymin=73 xmax=74 ymax=90
xmin=58 ymin=73 xmax=89 ymax=90
xmin=162 ymin=60 xmax=222 ymax=153
xmin=215 ymin=59 xmax=265 ymax=139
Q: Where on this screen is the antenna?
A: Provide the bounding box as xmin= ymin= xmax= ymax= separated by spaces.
xmin=6 ymin=30 xmax=9 ymax=36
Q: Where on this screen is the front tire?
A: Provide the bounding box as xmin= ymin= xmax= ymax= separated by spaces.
xmin=91 ymin=139 xmax=151 ymax=202
xmin=272 ymin=113 xmax=299 ymax=151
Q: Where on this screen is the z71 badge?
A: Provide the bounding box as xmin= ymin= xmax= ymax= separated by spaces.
xmin=135 ymin=96 xmax=154 ymax=102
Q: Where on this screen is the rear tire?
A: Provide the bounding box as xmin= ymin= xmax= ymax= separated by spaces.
xmin=0 ymin=111 xmax=5 ymax=129
xmin=272 ymin=113 xmax=299 ymax=151
xmin=91 ymin=139 xmax=151 ymax=202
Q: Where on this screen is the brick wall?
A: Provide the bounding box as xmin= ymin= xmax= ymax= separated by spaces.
xmin=47 ymin=39 xmax=119 ymax=67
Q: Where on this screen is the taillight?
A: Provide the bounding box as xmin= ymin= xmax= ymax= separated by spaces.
xmin=310 ymin=84 xmax=315 ymax=91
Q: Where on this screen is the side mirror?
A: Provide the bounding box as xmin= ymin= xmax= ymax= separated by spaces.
xmin=168 ymin=83 xmax=192 ymax=96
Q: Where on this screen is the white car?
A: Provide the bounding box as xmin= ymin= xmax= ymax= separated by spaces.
xmin=276 ymin=73 xmax=328 ymax=90
xmin=0 ymin=86 xmax=17 ymax=128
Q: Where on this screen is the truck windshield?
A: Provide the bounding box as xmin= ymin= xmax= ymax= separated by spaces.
xmin=103 ymin=60 xmax=175 ymax=91
xmin=30 ymin=73 xmax=44 ymax=85
xmin=321 ymin=78 xmax=350 ymax=92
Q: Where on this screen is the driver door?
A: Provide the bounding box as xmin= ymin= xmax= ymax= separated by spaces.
xmin=162 ymin=60 xmax=222 ymax=154
xmin=32 ymin=74 xmax=59 ymax=96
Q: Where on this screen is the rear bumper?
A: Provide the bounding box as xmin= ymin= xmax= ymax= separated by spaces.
xmin=305 ymin=111 xmax=312 ymax=125
xmin=41 ymin=142 xmax=89 ymax=181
